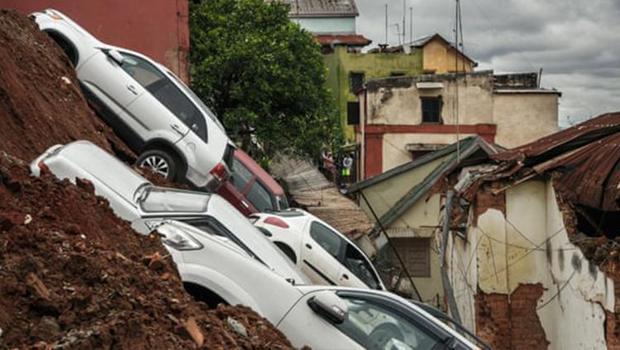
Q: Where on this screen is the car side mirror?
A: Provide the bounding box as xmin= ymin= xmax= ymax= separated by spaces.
xmin=104 ymin=49 xmax=124 ymax=65
xmin=307 ymin=291 xmax=348 ymax=324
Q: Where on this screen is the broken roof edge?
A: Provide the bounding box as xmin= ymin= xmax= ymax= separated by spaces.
xmin=348 ymin=136 xmax=497 ymax=194
xmin=367 ymin=137 xmax=496 ymax=235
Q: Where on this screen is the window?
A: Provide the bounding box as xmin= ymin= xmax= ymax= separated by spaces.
xmin=139 ymin=188 xmax=209 ymax=213
xmin=343 ymin=244 xmax=381 ymax=289
xmin=246 ymin=181 xmax=273 ymax=212
xmin=349 ymin=72 xmax=365 ymax=93
xmin=335 ymin=294 xmax=443 ymax=350
xmin=389 ymin=237 xmax=431 ymax=277
xmin=230 ymin=158 xmax=254 ymax=192
xmin=309 ymin=222 xmax=344 ymax=258
xmin=421 ymin=97 xmax=442 ymax=123
xmin=120 ymin=52 xmax=206 ymax=140
xmin=347 ymin=101 xmax=360 ymax=125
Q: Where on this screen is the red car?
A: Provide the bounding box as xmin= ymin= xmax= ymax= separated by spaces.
xmin=217 ymin=149 xmax=289 ymax=216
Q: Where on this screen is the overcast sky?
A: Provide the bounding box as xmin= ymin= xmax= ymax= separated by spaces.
xmin=355 ymin=0 xmax=620 ymax=126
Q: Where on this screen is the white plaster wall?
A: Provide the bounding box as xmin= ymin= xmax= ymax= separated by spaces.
xmin=493 ymin=93 xmax=559 ymax=148
xmin=449 ymin=179 xmax=614 ymax=348
xmin=366 ymin=74 xmax=494 ymax=126
xmin=382 ymin=133 xmax=476 ymax=171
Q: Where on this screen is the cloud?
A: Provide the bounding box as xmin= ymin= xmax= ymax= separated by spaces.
xmin=355 ymin=0 xmax=620 ymax=124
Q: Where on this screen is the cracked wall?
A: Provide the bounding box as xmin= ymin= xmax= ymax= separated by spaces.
xmin=448 ymin=179 xmax=615 ymax=349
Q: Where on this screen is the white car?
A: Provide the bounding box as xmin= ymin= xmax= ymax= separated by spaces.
xmin=30 ymin=141 xmax=306 ymax=284
xmin=32 ymin=9 xmax=234 ymax=190
xmin=157 ymin=220 xmax=479 ymax=350
xmin=252 ymin=209 xmax=386 ymax=290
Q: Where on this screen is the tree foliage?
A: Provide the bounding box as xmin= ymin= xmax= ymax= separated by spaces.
xmin=190 ymin=0 xmax=341 ymax=158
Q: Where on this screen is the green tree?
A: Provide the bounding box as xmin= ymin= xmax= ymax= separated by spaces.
xmin=190 ymin=0 xmax=341 ymax=158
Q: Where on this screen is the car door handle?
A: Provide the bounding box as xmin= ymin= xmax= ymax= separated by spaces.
xmin=341 ymin=274 xmax=349 ymax=280
xmin=126 ymin=84 xmax=138 ymax=95
xmin=170 ymin=123 xmax=185 ymax=135
xmin=305 ymin=244 xmax=312 ymax=250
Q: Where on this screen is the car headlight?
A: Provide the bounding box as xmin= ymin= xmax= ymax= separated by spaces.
xmin=157 ymin=224 xmax=203 ymax=251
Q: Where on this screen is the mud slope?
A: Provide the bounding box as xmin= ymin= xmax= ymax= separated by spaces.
xmin=0 ymin=9 xmax=131 ymax=161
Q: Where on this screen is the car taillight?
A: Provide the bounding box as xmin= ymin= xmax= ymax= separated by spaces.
xmin=264 ymin=216 xmax=289 ymax=229
xmin=209 ymin=162 xmax=229 ymax=183
xmin=38 ymin=161 xmax=50 ymax=174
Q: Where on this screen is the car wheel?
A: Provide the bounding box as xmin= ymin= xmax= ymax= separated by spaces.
xmin=368 ymin=324 xmax=404 ymax=349
xmin=137 ymin=150 xmax=177 ymax=180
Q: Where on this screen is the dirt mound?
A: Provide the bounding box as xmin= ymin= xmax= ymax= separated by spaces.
xmin=0 ymin=9 xmax=132 ymax=162
xmin=0 ymin=153 xmax=292 ymax=349
xmin=0 ymin=9 xmax=293 ymax=349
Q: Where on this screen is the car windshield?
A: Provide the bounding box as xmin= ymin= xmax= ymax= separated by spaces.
xmin=138 ymin=187 xmax=209 ymax=213
xmin=336 ymin=295 xmax=444 ymax=350
xmin=166 ymin=71 xmax=226 ymax=132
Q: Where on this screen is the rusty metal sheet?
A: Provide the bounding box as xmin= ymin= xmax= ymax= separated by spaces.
xmin=490 ymin=112 xmax=620 ymax=211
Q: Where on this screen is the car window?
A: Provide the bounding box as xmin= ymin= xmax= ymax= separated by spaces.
xmin=139 ymin=188 xmax=209 ymax=213
xmin=166 ymin=71 xmax=226 ymax=132
xmin=119 ymin=53 xmax=164 ymax=88
xmin=247 ymin=181 xmax=273 ymax=212
xmin=344 ymin=244 xmax=381 ymax=290
xmin=120 ymin=52 xmax=207 ymax=141
xmin=276 ymin=195 xmax=289 ymax=210
xmin=336 ymin=295 xmax=444 ymax=350
xmin=230 ymin=158 xmax=253 ymax=192
xmin=309 ymin=222 xmax=344 ymax=259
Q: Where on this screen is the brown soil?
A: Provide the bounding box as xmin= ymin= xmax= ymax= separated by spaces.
xmin=0 ymin=9 xmax=133 ymax=162
xmin=0 ymin=9 xmax=293 ymax=349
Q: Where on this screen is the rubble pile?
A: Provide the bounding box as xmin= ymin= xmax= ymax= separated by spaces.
xmin=0 ymin=9 xmax=292 ymax=349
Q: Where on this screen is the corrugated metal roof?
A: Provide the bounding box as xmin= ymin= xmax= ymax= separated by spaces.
xmin=285 ymin=0 xmax=359 ymax=18
xmin=491 ymin=112 xmax=620 ymax=211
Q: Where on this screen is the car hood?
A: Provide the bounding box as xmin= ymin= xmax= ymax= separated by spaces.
xmin=208 ymin=195 xmax=310 ymax=285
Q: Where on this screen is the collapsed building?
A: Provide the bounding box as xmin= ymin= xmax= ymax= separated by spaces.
xmin=444 ymin=112 xmax=620 ymax=349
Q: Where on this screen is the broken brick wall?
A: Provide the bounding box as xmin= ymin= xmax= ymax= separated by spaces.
xmin=476 ymin=284 xmax=548 ymax=350
xmin=451 ymin=179 xmax=615 ymax=349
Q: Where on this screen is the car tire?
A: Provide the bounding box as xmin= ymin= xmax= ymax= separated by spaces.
xmin=137 ymin=149 xmax=177 ymax=180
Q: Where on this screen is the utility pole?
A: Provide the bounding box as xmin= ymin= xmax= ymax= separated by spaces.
xmin=402 ymin=0 xmax=406 ymax=45
xmin=384 ymin=3 xmax=388 ymax=46
xmin=409 ymin=6 xmax=413 ymax=44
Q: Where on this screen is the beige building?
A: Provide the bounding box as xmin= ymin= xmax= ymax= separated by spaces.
xmin=347 ymin=137 xmax=499 ymax=307
xmin=356 ymin=71 xmax=561 ymax=178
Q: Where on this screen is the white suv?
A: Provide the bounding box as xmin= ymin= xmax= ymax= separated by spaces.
xmin=32 ymin=9 xmax=234 ymax=190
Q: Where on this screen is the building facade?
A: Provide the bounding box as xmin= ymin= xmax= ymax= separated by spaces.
xmin=356 ymin=71 xmax=560 ymax=178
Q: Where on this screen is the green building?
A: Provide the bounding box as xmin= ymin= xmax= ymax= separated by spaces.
xmin=323 ymin=46 xmax=423 ymax=141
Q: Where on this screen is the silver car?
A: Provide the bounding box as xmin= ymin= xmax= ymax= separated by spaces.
xmin=30 ymin=141 xmax=306 ymax=284
xmin=32 ymin=9 xmax=234 ymax=190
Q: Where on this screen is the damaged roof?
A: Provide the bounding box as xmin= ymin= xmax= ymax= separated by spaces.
xmin=349 ymin=137 xmax=499 ymax=234
xmin=285 ymin=0 xmax=359 ymax=18
xmin=490 ymin=112 xmax=620 ymax=212
xmin=315 ymin=34 xmax=371 ymax=47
